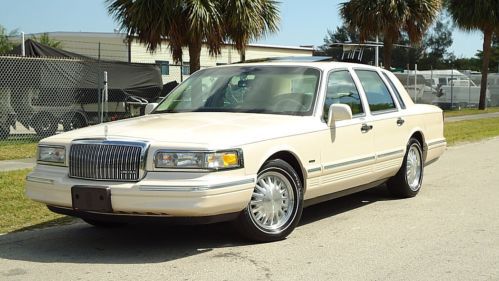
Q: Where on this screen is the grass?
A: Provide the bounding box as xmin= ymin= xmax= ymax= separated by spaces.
xmin=0 ymin=169 xmax=73 ymax=233
xmin=444 ymin=117 xmax=499 ymax=145
xmin=0 ymin=139 xmax=38 ymax=161
xmin=444 ymin=106 xmax=499 ymax=118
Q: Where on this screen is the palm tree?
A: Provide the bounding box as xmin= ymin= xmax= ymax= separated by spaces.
xmin=447 ymin=0 xmax=499 ymax=110
xmin=107 ymin=0 xmax=280 ymax=73
xmin=107 ymin=0 xmax=223 ymax=74
xmin=222 ymin=0 xmax=280 ymax=62
xmin=339 ymin=0 xmax=442 ymax=69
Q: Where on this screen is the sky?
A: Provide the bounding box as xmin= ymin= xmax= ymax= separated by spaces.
xmin=0 ymin=0 xmax=484 ymax=58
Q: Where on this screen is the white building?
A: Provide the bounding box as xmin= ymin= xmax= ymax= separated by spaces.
xmin=25 ymin=32 xmax=314 ymax=83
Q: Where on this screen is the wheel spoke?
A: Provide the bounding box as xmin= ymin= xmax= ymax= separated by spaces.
xmin=249 ymin=170 xmax=296 ymax=232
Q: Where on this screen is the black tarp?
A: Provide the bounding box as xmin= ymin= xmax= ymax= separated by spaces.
xmin=7 ymin=39 xmax=163 ymax=103
xmin=10 ymin=39 xmax=89 ymax=59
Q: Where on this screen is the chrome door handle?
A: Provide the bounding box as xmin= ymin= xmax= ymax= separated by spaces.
xmin=397 ymin=118 xmax=405 ymax=126
xmin=361 ymin=123 xmax=373 ymax=133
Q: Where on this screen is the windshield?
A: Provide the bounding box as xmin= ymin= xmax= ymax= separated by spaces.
xmin=153 ymin=66 xmax=321 ymax=116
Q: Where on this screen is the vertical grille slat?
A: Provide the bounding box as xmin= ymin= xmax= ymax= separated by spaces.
xmin=69 ymin=142 xmax=144 ymax=181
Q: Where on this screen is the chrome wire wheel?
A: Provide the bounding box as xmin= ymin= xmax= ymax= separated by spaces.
xmin=406 ymin=144 xmax=422 ymax=191
xmin=249 ymin=171 xmax=295 ymax=233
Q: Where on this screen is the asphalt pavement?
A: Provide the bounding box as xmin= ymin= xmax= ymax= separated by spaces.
xmin=1 ymin=137 xmax=498 ymax=280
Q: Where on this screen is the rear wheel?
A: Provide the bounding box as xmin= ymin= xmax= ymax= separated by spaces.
xmin=63 ymin=113 xmax=87 ymax=131
xmin=235 ymin=159 xmax=303 ymax=242
xmin=387 ymin=138 xmax=424 ymax=198
xmin=32 ymin=112 xmax=58 ymax=137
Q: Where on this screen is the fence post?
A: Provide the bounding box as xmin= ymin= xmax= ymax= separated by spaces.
xmin=180 ymin=61 xmax=184 ymax=82
xmin=97 ymin=42 xmax=102 ymax=123
xmin=414 ymin=64 xmax=418 ymax=102
xmin=21 ymin=32 xmax=25 ymax=57
xmin=450 ymin=69 xmax=454 ymax=108
xmin=102 ymin=71 xmax=108 ymax=123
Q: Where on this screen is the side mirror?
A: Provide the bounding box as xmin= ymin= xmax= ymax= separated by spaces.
xmin=327 ymin=104 xmax=352 ymax=127
xmin=144 ymin=103 xmax=158 ymax=115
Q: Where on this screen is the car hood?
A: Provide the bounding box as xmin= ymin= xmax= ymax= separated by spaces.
xmin=45 ymin=112 xmax=321 ymax=148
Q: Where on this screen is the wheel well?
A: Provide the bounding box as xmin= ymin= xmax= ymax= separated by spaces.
xmin=410 ymin=131 xmax=426 ymax=160
xmin=266 ymin=151 xmax=305 ymax=190
xmin=65 ymin=111 xmax=88 ymax=123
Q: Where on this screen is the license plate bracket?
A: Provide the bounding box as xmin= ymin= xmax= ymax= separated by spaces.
xmin=71 ymin=186 xmax=112 ymax=213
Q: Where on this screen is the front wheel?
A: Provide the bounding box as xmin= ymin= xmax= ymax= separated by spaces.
xmin=387 ymin=138 xmax=424 ymax=198
xmin=235 ymin=159 xmax=303 ymax=242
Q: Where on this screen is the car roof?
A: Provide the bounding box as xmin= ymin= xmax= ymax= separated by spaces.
xmin=215 ymin=60 xmax=382 ymax=72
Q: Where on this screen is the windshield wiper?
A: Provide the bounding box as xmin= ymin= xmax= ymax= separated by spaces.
xmin=153 ymin=109 xmax=179 ymax=114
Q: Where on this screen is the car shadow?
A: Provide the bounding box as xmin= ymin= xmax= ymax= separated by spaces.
xmin=300 ymin=184 xmax=395 ymax=226
xmin=0 ymin=185 xmax=394 ymax=264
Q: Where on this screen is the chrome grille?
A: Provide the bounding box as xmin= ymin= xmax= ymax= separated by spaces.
xmin=69 ymin=140 xmax=147 ymax=181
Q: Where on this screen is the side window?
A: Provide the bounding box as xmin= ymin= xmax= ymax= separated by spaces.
xmin=325 ymin=70 xmax=364 ymax=119
xmin=382 ymin=72 xmax=406 ymax=109
xmin=156 ymin=60 xmax=169 ymax=75
xmin=355 ymin=70 xmax=396 ymax=113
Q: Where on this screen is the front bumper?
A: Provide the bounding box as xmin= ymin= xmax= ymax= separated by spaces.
xmin=26 ymin=165 xmax=255 ymax=217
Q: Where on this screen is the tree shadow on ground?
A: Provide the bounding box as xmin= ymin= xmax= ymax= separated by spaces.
xmin=0 ymin=184 xmax=394 ymax=264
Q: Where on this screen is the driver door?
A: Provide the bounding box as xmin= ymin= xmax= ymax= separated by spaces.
xmin=309 ymin=69 xmax=376 ymax=199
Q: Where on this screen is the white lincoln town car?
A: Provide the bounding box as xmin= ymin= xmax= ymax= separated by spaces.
xmin=26 ymin=61 xmax=446 ymax=242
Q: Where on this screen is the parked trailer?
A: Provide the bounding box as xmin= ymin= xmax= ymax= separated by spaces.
xmin=413 ymin=70 xmax=490 ymax=109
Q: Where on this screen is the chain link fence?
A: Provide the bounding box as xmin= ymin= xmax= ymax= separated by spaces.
xmin=394 ymin=69 xmax=499 ymax=109
xmin=0 ymin=55 xmax=164 ymax=142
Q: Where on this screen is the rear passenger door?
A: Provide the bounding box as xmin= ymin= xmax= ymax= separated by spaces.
xmin=353 ymin=69 xmax=406 ymax=181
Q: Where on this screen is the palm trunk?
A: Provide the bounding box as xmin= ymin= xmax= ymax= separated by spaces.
xmin=188 ymin=39 xmax=202 ymax=74
xmin=382 ymin=37 xmax=393 ymax=70
xmin=240 ymin=48 xmax=246 ymax=62
xmin=479 ymin=28 xmax=493 ymax=110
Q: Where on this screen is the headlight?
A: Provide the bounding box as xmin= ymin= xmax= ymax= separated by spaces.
xmin=155 ymin=150 xmax=243 ymax=170
xmin=38 ymin=145 xmax=66 ymax=165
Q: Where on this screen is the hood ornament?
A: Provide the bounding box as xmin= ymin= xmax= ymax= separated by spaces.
xmin=104 ymin=125 xmax=108 ymax=139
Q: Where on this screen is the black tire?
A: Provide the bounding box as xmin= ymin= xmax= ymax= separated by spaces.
xmin=32 ymin=112 xmax=58 ymax=137
xmin=234 ymin=159 xmax=303 ymax=242
xmin=82 ymin=218 xmax=126 ymax=228
xmin=63 ymin=113 xmax=87 ymax=132
xmin=387 ymin=138 xmax=424 ymax=198
xmin=0 ymin=126 xmax=9 ymax=140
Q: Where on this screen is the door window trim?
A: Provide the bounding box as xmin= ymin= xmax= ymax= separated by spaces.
xmin=380 ymin=70 xmax=406 ymax=110
xmin=351 ymin=68 xmax=399 ymax=115
xmin=323 ymin=68 xmax=367 ymax=120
